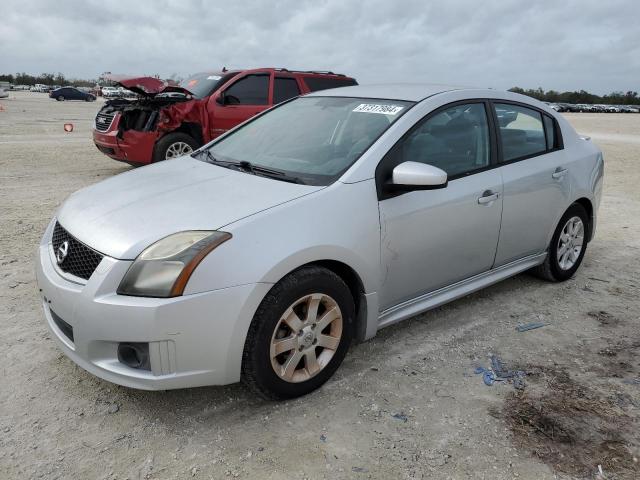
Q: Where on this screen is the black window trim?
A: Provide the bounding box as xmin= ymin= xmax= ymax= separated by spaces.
xmin=376 ymin=98 xmax=566 ymax=200
xmin=376 ymin=99 xmax=498 ymax=200
xmin=490 ymin=99 xmax=564 ymax=166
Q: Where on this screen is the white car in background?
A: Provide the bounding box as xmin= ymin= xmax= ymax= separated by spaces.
xmin=101 ymin=86 xmax=120 ymax=98
xmin=37 ymin=84 xmax=603 ymax=399
xmin=0 ymin=88 xmax=8 ymax=99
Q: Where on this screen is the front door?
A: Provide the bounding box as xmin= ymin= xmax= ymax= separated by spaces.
xmin=207 ymin=72 xmax=272 ymax=139
xmin=377 ymin=102 xmax=503 ymax=310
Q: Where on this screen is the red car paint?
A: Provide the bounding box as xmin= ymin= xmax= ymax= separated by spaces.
xmin=93 ymin=68 xmax=358 ymax=165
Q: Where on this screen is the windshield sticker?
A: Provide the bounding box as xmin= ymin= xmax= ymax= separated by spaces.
xmin=207 ymin=75 xmax=222 ymax=81
xmin=353 ymin=104 xmax=404 ymax=115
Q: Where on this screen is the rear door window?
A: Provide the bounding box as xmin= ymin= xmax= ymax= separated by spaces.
xmin=494 ymin=104 xmax=547 ymax=162
xmin=273 ymin=77 xmax=300 ymax=104
xmin=224 ymin=74 xmax=269 ymax=105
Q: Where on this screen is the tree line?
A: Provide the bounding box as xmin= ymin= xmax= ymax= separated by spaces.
xmin=2 ymin=72 xmax=638 ymax=105
xmin=0 ymin=72 xmax=96 ymax=87
xmin=509 ymin=86 xmax=640 ymax=106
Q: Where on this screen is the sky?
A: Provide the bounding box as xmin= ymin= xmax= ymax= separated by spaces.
xmin=1 ymin=0 xmax=639 ymax=94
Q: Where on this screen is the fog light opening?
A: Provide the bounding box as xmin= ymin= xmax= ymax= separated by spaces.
xmin=117 ymin=342 xmax=151 ymax=371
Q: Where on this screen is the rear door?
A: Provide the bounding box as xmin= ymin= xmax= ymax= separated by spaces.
xmin=208 ymin=72 xmax=272 ymax=139
xmin=492 ymin=102 xmax=571 ymax=266
xmin=273 ymin=76 xmax=301 ymax=105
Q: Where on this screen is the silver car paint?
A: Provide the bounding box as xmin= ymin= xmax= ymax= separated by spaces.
xmin=37 ymin=84 xmax=603 ymax=389
xmin=59 ymin=159 xmax=323 ymax=259
xmin=378 ymin=168 xmax=503 ymax=309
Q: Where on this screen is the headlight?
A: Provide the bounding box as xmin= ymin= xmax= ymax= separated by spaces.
xmin=117 ymin=231 xmax=231 ymax=298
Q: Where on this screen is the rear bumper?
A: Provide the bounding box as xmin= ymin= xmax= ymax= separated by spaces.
xmin=36 ymin=221 xmax=271 ymax=390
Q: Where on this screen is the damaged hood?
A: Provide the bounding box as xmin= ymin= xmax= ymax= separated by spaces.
xmin=105 ymin=74 xmax=194 ymax=97
xmin=57 ymin=157 xmax=322 ymax=259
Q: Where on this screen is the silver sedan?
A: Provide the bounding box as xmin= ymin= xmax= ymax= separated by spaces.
xmin=36 ymin=84 xmax=603 ymax=399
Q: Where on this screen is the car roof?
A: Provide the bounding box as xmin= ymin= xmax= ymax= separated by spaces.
xmin=306 ymin=83 xmax=467 ymax=102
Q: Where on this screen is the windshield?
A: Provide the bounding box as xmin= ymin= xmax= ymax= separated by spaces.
xmin=179 ymin=72 xmax=237 ymax=99
xmin=203 ymin=96 xmax=413 ymax=185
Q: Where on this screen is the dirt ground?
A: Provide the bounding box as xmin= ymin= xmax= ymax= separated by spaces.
xmin=1 ymin=92 xmax=638 ymax=480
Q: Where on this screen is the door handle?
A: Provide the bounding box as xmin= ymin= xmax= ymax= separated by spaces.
xmin=478 ymin=190 xmax=500 ymax=205
xmin=552 ymin=167 xmax=568 ymax=179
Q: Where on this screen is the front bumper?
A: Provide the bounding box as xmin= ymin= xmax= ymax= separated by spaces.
xmin=92 ymin=115 xmax=157 ymax=165
xmin=36 ymin=225 xmax=271 ymax=390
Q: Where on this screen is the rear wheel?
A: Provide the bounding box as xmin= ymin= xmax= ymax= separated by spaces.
xmin=242 ymin=266 xmax=354 ymax=400
xmin=153 ymin=132 xmax=199 ymax=162
xmin=531 ymin=203 xmax=589 ymax=282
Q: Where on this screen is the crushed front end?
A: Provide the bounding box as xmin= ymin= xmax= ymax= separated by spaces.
xmin=93 ymin=95 xmax=206 ymax=165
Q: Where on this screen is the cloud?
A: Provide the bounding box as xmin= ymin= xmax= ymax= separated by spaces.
xmin=1 ymin=0 xmax=638 ymax=93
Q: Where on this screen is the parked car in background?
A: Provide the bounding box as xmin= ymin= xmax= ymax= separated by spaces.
xmin=619 ymin=105 xmax=639 ymax=113
xmin=49 ymin=87 xmax=96 ymax=102
xmin=40 ymin=84 xmax=603 ymax=398
xmin=101 ymin=86 xmax=120 ymax=98
xmin=544 ymin=102 xmax=561 ymax=112
xmin=0 ymin=88 xmax=8 ymax=99
xmin=93 ymin=68 xmax=358 ymax=165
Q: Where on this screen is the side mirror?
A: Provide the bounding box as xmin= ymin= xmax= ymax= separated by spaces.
xmin=215 ymin=92 xmax=225 ymax=105
xmin=388 ymin=161 xmax=448 ymax=192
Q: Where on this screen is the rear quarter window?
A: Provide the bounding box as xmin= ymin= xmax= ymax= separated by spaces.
xmin=303 ymin=77 xmax=358 ymax=92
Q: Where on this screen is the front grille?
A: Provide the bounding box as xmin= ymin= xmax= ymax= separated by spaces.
xmin=95 ymin=111 xmax=115 ymax=132
xmin=52 ymin=222 xmax=104 ymax=281
xmin=50 ymin=309 xmax=74 ymax=343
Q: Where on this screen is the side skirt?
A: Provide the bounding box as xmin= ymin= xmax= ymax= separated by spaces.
xmin=377 ymin=252 xmax=547 ymax=329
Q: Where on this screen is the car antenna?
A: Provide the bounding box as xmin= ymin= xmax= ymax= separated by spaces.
xmin=222 ymin=66 xmax=228 ymax=72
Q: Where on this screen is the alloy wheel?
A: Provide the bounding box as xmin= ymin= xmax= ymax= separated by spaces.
xmin=557 ymin=216 xmax=584 ymax=270
xmin=270 ymin=293 xmax=343 ymax=383
xmin=165 ymin=141 xmax=193 ymax=159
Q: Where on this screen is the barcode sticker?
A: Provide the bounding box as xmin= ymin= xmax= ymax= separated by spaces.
xmin=353 ymin=104 xmax=404 ymax=115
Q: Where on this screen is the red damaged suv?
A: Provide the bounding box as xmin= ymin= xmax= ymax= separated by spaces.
xmin=92 ymin=68 xmax=357 ymax=165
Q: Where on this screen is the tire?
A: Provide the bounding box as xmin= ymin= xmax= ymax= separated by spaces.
xmin=531 ymin=203 xmax=589 ymax=282
xmin=153 ymin=132 xmax=199 ymax=162
xmin=241 ymin=266 xmax=355 ymax=400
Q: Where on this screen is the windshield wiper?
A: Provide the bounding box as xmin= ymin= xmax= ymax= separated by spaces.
xmin=240 ymin=162 xmax=306 ymax=185
xmin=194 ymin=152 xmax=305 ymax=184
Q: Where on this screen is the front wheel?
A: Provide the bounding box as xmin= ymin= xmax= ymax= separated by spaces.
xmin=153 ymin=132 xmax=199 ymax=162
xmin=531 ymin=203 xmax=589 ymax=282
xmin=242 ymin=266 xmax=354 ymax=400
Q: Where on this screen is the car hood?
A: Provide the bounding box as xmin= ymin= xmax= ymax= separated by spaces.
xmin=105 ymin=74 xmax=194 ymax=97
xmin=57 ymin=157 xmax=323 ymax=259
